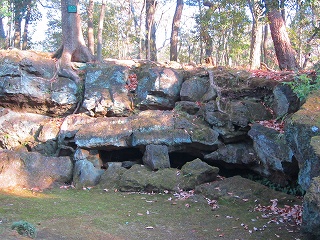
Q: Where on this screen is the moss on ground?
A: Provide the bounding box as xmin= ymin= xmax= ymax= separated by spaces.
xmin=0 ymin=188 xmax=308 ymax=240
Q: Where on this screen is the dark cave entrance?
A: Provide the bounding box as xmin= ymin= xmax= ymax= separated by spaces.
xmin=98 ymin=148 xmax=144 ymax=168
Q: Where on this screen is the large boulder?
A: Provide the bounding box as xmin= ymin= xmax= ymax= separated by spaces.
xmin=57 ymin=113 xmax=96 ymax=156
xmin=285 ymin=91 xmax=320 ymax=190
xmin=119 ymin=164 xmax=151 ymax=192
xmin=272 ymin=84 xmax=301 ymax=118
xmin=0 ymin=150 xmax=72 ymax=189
xmin=73 ymin=160 xmax=105 ymax=189
xmin=82 ymin=61 xmax=183 ymax=116
xmin=180 ymin=75 xmax=213 ymax=102
xmin=142 ymin=144 xmax=170 ymax=170
xmin=136 ymin=65 xmax=183 ymax=110
xmin=75 ymin=110 xmax=219 ymax=155
xmin=0 ymin=49 xmax=80 ymax=116
xmin=0 ymin=108 xmax=49 ymax=151
xmin=227 ymin=100 xmax=273 ymax=128
xmin=97 ymin=162 xmax=126 ymax=190
xmin=249 ymin=123 xmax=299 ymax=185
xmin=204 ymin=142 xmax=258 ymax=166
xmin=302 ymin=176 xmax=320 ymax=238
xmin=180 ymin=158 xmax=219 ymax=190
xmin=83 ymin=63 xmax=132 ymax=117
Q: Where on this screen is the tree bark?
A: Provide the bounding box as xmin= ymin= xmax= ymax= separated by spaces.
xmin=0 ymin=17 xmax=6 ymax=48
xmin=54 ymin=0 xmax=94 ymax=82
xmin=262 ymin=24 xmax=269 ymax=65
xmin=22 ymin=1 xmax=32 ymax=50
xmin=13 ymin=0 xmax=23 ymax=49
xmin=248 ymin=0 xmax=263 ymax=69
xmin=87 ymin=0 xmax=95 ymax=55
xmin=170 ymin=0 xmax=184 ymax=61
xmin=145 ymin=0 xmax=157 ymax=61
xmin=265 ymin=0 xmax=299 ymax=70
xmin=97 ymin=0 xmax=106 ymax=62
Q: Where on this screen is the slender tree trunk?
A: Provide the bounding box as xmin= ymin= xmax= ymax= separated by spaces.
xmin=265 ymin=0 xmax=299 ymax=70
xmin=0 ymin=17 xmax=6 ymax=48
xmin=198 ymin=0 xmax=203 ymax=64
xmin=262 ymin=24 xmax=269 ymax=65
xmin=249 ymin=21 xmax=262 ymax=69
xmin=248 ymin=0 xmax=263 ymax=69
xmin=87 ymin=0 xmax=95 ymax=55
xmin=145 ymin=0 xmax=157 ymax=61
xmin=97 ymin=0 xmax=106 ymax=62
xmin=22 ymin=2 xmax=31 ymax=50
xmin=170 ymin=0 xmax=184 ymax=61
xmin=13 ymin=0 xmax=23 ymax=49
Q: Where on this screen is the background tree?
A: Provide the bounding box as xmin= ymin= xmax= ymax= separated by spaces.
xmin=0 ymin=0 xmax=10 ymax=48
xmin=22 ymin=0 xmax=319 ymax=69
xmin=86 ymin=0 xmax=94 ymax=55
xmin=289 ymin=0 xmax=320 ymax=68
xmin=170 ymin=0 xmax=184 ymax=61
xmin=145 ymin=0 xmax=157 ymax=61
xmin=248 ymin=0 xmax=264 ymax=69
xmin=264 ymin=0 xmax=299 ymax=70
xmin=97 ymin=0 xmax=106 ymax=62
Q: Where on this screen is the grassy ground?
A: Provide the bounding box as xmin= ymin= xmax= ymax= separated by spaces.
xmin=0 ymin=188 xmax=307 ymax=240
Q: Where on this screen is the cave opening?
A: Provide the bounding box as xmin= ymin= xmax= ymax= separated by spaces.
xmin=99 ymin=148 xmax=143 ymax=168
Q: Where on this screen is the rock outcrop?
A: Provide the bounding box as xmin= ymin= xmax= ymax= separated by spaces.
xmin=0 ymin=150 xmax=72 ymax=189
xmin=0 ymin=49 xmax=319 ymax=237
xmin=285 ymin=91 xmax=320 ymax=190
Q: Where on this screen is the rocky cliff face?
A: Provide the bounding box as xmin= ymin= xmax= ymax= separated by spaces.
xmin=0 ymin=49 xmax=319 ymax=236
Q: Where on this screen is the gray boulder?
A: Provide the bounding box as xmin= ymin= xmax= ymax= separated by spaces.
xmin=180 ymin=158 xmax=219 ymax=190
xmin=74 ymin=110 xmax=219 ymax=153
xmin=73 ymin=160 xmax=105 ymax=189
xmin=285 ymin=91 xmax=320 ymax=191
xmin=302 ymin=176 xmax=320 ymax=238
xmin=272 ymin=84 xmax=300 ymax=118
xmin=74 ymin=148 xmax=103 ymax=168
xmin=180 ymin=75 xmax=213 ymax=102
xmin=0 ymin=108 xmax=50 ymax=151
xmin=249 ymin=123 xmax=298 ymax=185
xmin=227 ymin=100 xmax=272 ymax=127
xmin=75 ymin=117 xmax=132 ymax=149
xmin=204 ymin=142 xmax=258 ymax=166
xmin=118 ymin=164 xmax=183 ymax=192
xmin=0 ymin=150 xmax=72 ymax=189
xmin=83 ymin=62 xmax=183 ymax=116
xmin=142 ymin=144 xmax=170 ymax=170
xmin=97 ymin=162 xmax=126 ymax=190
xmin=83 ymin=63 xmax=131 ymax=117
xmin=0 ymin=49 xmax=79 ymax=116
xmin=137 ymin=66 xmax=183 ymax=109
xmin=119 ymin=164 xmax=151 ymax=192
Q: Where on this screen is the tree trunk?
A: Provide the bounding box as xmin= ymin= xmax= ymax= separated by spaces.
xmin=265 ymin=0 xmax=299 ymax=70
xmin=97 ymin=0 xmax=106 ymax=62
xmin=262 ymin=24 xmax=269 ymax=65
xmin=22 ymin=1 xmax=32 ymax=50
xmin=170 ymin=0 xmax=184 ymax=61
xmin=0 ymin=17 xmax=6 ymax=48
xmin=248 ymin=0 xmax=263 ymax=69
xmin=13 ymin=0 xmax=23 ymax=49
xmin=54 ymin=0 xmax=94 ymax=82
xmin=197 ymin=0 xmax=203 ymax=64
xmin=145 ymin=0 xmax=157 ymax=61
xmin=87 ymin=0 xmax=95 ymax=55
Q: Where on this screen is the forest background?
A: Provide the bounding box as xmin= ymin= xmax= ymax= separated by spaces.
xmin=0 ymin=0 xmax=319 ymax=71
